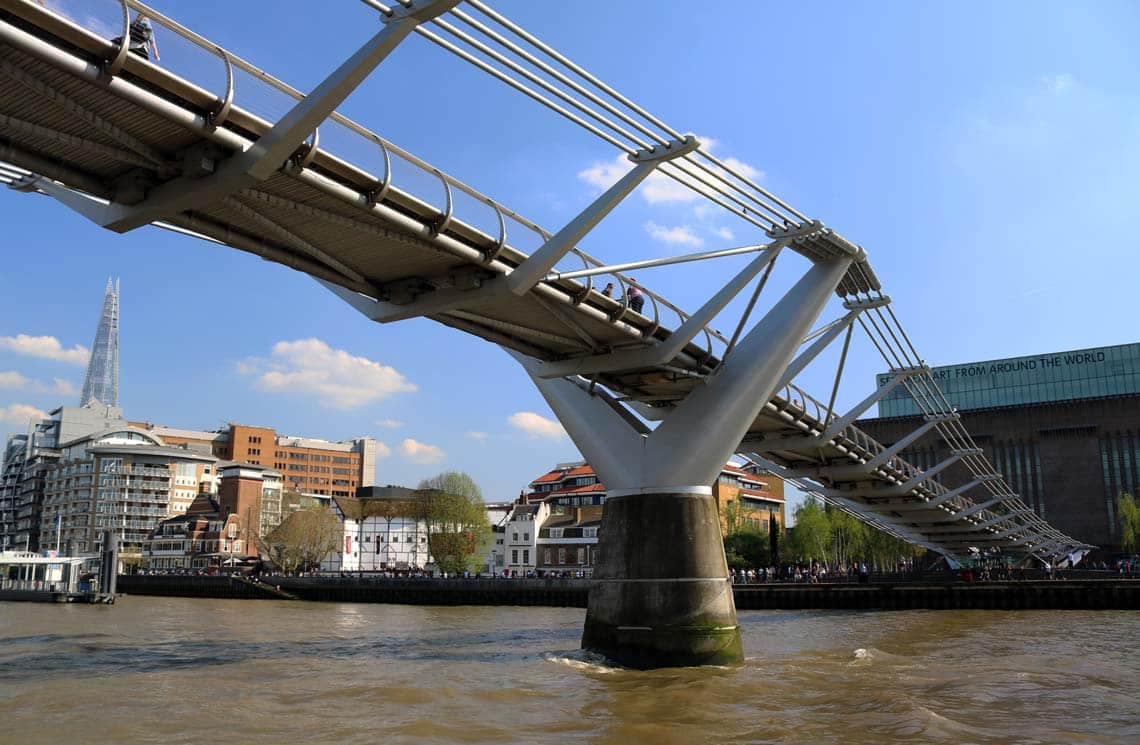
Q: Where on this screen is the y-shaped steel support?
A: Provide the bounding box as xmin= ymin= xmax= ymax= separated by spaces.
xmin=510 ymin=256 xmax=852 ymax=668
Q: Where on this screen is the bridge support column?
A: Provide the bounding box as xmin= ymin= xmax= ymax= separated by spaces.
xmin=581 ymin=486 xmax=742 ymax=668
xmin=511 ymin=257 xmax=852 ymax=668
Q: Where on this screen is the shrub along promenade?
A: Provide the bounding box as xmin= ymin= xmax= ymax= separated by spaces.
xmin=115 ymin=574 xmax=1140 ymax=610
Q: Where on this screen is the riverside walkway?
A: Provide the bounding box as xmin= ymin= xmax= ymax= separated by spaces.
xmin=116 ymin=574 xmax=1140 ymax=611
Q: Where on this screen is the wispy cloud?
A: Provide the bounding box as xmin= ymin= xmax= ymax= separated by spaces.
xmin=645 ymin=221 xmax=703 ymax=247
xmin=398 ymin=438 xmax=444 ymax=464
xmin=508 ymin=411 xmax=567 ymax=440
xmin=238 ymin=338 xmax=416 ymax=410
xmin=0 ymin=335 xmax=88 ymax=366
xmin=1041 ymin=73 xmax=1075 ymax=93
xmin=376 ymin=442 xmax=392 ymax=458
xmin=578 ymin=135 xmax=764 ymax=206
xmin=0 ymin=371 xmax=79 ymax=397
xmin=714 ymin=226 xmax=735 ymax=241
xmin=0 ymin=403 xmax=49 ymax=426
xmin=0 ymin=371 xmax=29 ymax=389
xmin=466 ymin=430 xmax=488 ymax=443
xmin=375 ymin=419 xmax=404 ymax=429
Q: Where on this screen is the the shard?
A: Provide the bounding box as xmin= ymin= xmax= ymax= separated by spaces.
xmin=79 ymin=278 xmax=119 ymax=407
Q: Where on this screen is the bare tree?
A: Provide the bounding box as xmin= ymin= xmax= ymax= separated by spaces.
xmin=265 ymin=506 xmax=341 ymax=573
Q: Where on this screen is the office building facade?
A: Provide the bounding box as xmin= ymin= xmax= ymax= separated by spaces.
xmin=135 ymin=422 xmax=376 ymax=498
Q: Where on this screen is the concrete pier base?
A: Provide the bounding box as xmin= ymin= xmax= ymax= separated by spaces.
xmin=581 ymin=489 xmax=743 ymax=669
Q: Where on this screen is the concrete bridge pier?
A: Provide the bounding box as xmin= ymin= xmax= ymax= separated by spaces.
xmin=581 ymin=486 xmax=742 ymax=668
xmin=513 ymin=256 xmax=854 ymax=668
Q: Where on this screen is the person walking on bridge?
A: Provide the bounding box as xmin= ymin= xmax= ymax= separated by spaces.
xmin=120 ymin=13 xmax=160 ymax=61
xmin=624 ymin=278 xmax=645 ymax=314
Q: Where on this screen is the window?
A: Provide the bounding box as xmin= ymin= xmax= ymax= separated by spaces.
xmin=512 ymin=532 xmax=518 ymax=541
xmin=523 ymin=532 xmax=530 ymax=541
xmin=558 ymin=548 xmax=565 ymax=564
xmin=549 ymin=528 xmax=563 ymax=539
xmin=544 ymin=548 xmax=552 ymax=564
xmin=511 ymin=549 xmax=518 ymax=564
xmin=522 ymin=550 xmax=529 ymax=564
xmin=577 ymin=547 xmax=585 ymax=564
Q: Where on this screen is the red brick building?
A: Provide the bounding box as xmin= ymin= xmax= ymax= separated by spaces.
xmin=131 ymin=422 xmax=376 ymax=498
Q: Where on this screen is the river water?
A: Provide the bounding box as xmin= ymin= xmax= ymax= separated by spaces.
xmin=1 ymin=597 xmax=1137 ymax=744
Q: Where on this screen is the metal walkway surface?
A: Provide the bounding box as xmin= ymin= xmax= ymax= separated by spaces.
xmin=0 ymin=0 xmax=1090 ymax=562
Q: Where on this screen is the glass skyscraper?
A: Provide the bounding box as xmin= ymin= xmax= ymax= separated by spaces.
xmin=79 ymin=278 xmax=119 ymax=408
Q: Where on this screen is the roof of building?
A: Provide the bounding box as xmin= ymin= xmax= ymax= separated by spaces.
xmin=333 ymin=494 xmax=421 ymax=520
xmin=142 ymin=425 xmax=229 ymax=442
xmin=88 ymin=443 xmax=218 ymax=462
xmin=58 ymin=424 xmax=161 ymax=449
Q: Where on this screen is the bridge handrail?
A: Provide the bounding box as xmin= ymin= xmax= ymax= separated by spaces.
xmin=46 ymin=0 xmax=729 ymax=353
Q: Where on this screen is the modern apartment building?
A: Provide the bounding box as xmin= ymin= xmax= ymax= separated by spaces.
xmin=40 ymin=425 xmax=217 ymax=556
xmin=0 ymin=402 xmax=125 ymax=551
xmin=133 ymin=422 xmax=376 ymax=498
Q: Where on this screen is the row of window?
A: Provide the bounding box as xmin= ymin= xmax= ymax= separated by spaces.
xmin=541 ymin=546 xmax=589 ymax=565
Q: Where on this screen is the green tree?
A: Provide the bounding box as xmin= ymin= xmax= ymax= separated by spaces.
xmin=265 ymin=506 xmax=341 ymax=573
xmin=724 ymin=530 xmax=769 ymax=569
xmin=722 ymin=497 xmax=744 ymax=536
xmin=416 ymin=471 xmax=491 ymax=574
xmin=1119 ymin=492 xmax=1140 ymax=554
xmin=829 ymin=509 xmax=868 ymax=567
xmin=787 ymin=495 xmax=833 ymax=564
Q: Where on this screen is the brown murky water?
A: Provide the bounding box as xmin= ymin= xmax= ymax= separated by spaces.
xmin=1 ymin=597 xmax=1137 ymax=744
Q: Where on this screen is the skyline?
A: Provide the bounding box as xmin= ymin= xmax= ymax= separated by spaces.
xmin=2 ymin=0 xmax=1139 ymax=504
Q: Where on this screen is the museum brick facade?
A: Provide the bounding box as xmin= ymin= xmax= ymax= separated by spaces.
xmin=858 ymin=394 xmax=1140 ymax=548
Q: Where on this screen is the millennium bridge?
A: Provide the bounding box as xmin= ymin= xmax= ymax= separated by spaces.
xmin=0 ymin=0 xmax=1090 ymax=667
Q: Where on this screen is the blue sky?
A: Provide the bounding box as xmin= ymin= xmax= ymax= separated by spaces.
xmin=2 ymin=1 xmax=1138 ymax=510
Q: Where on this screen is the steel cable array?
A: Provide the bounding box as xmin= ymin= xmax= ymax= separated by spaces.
xmin=356 ymin=0 xmax=1087 ymax=558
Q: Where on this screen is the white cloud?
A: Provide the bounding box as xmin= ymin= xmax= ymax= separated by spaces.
xmin=0 ymin=403 xmax=49 ymax=426
xmin=0 ymin=335 xmax=89 ymax=366
xmin=715 ymin=226 xmax=735 ymax=241
xmin=508 ymin=411 xmax=567 ymax=441
xmin=0 ymin=372 xmax=79 ymax=397
xmin=466 ymin=430 xmax=488 ymax=443
xmin=375 ymin=419 xmax=404 ymax=429
xmin=645 ymin=221 xmax=703 ymax=247
xmin=577 ymin=134 xmax=764 ymax=206
xmin=398 ymin=438 xmax=444 ymax=465
xmin=0 ymin=371 xmax=29 ymax=389
xmin=1041 ymin=73 xmax=1075 ymax=92
xmin=49 ymin=378 xmax=79 ymax=397
xmin=239 ymin=338 xmax=416 ymax=410
xmin=577 ymin=158 xmax=629 ymax=191
xmin=375 ymin=442 xmax=392 ymax=458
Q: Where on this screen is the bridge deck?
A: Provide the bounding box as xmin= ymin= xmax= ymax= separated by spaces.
xmin=0 ymin=0 xmax=1087 ymax=560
